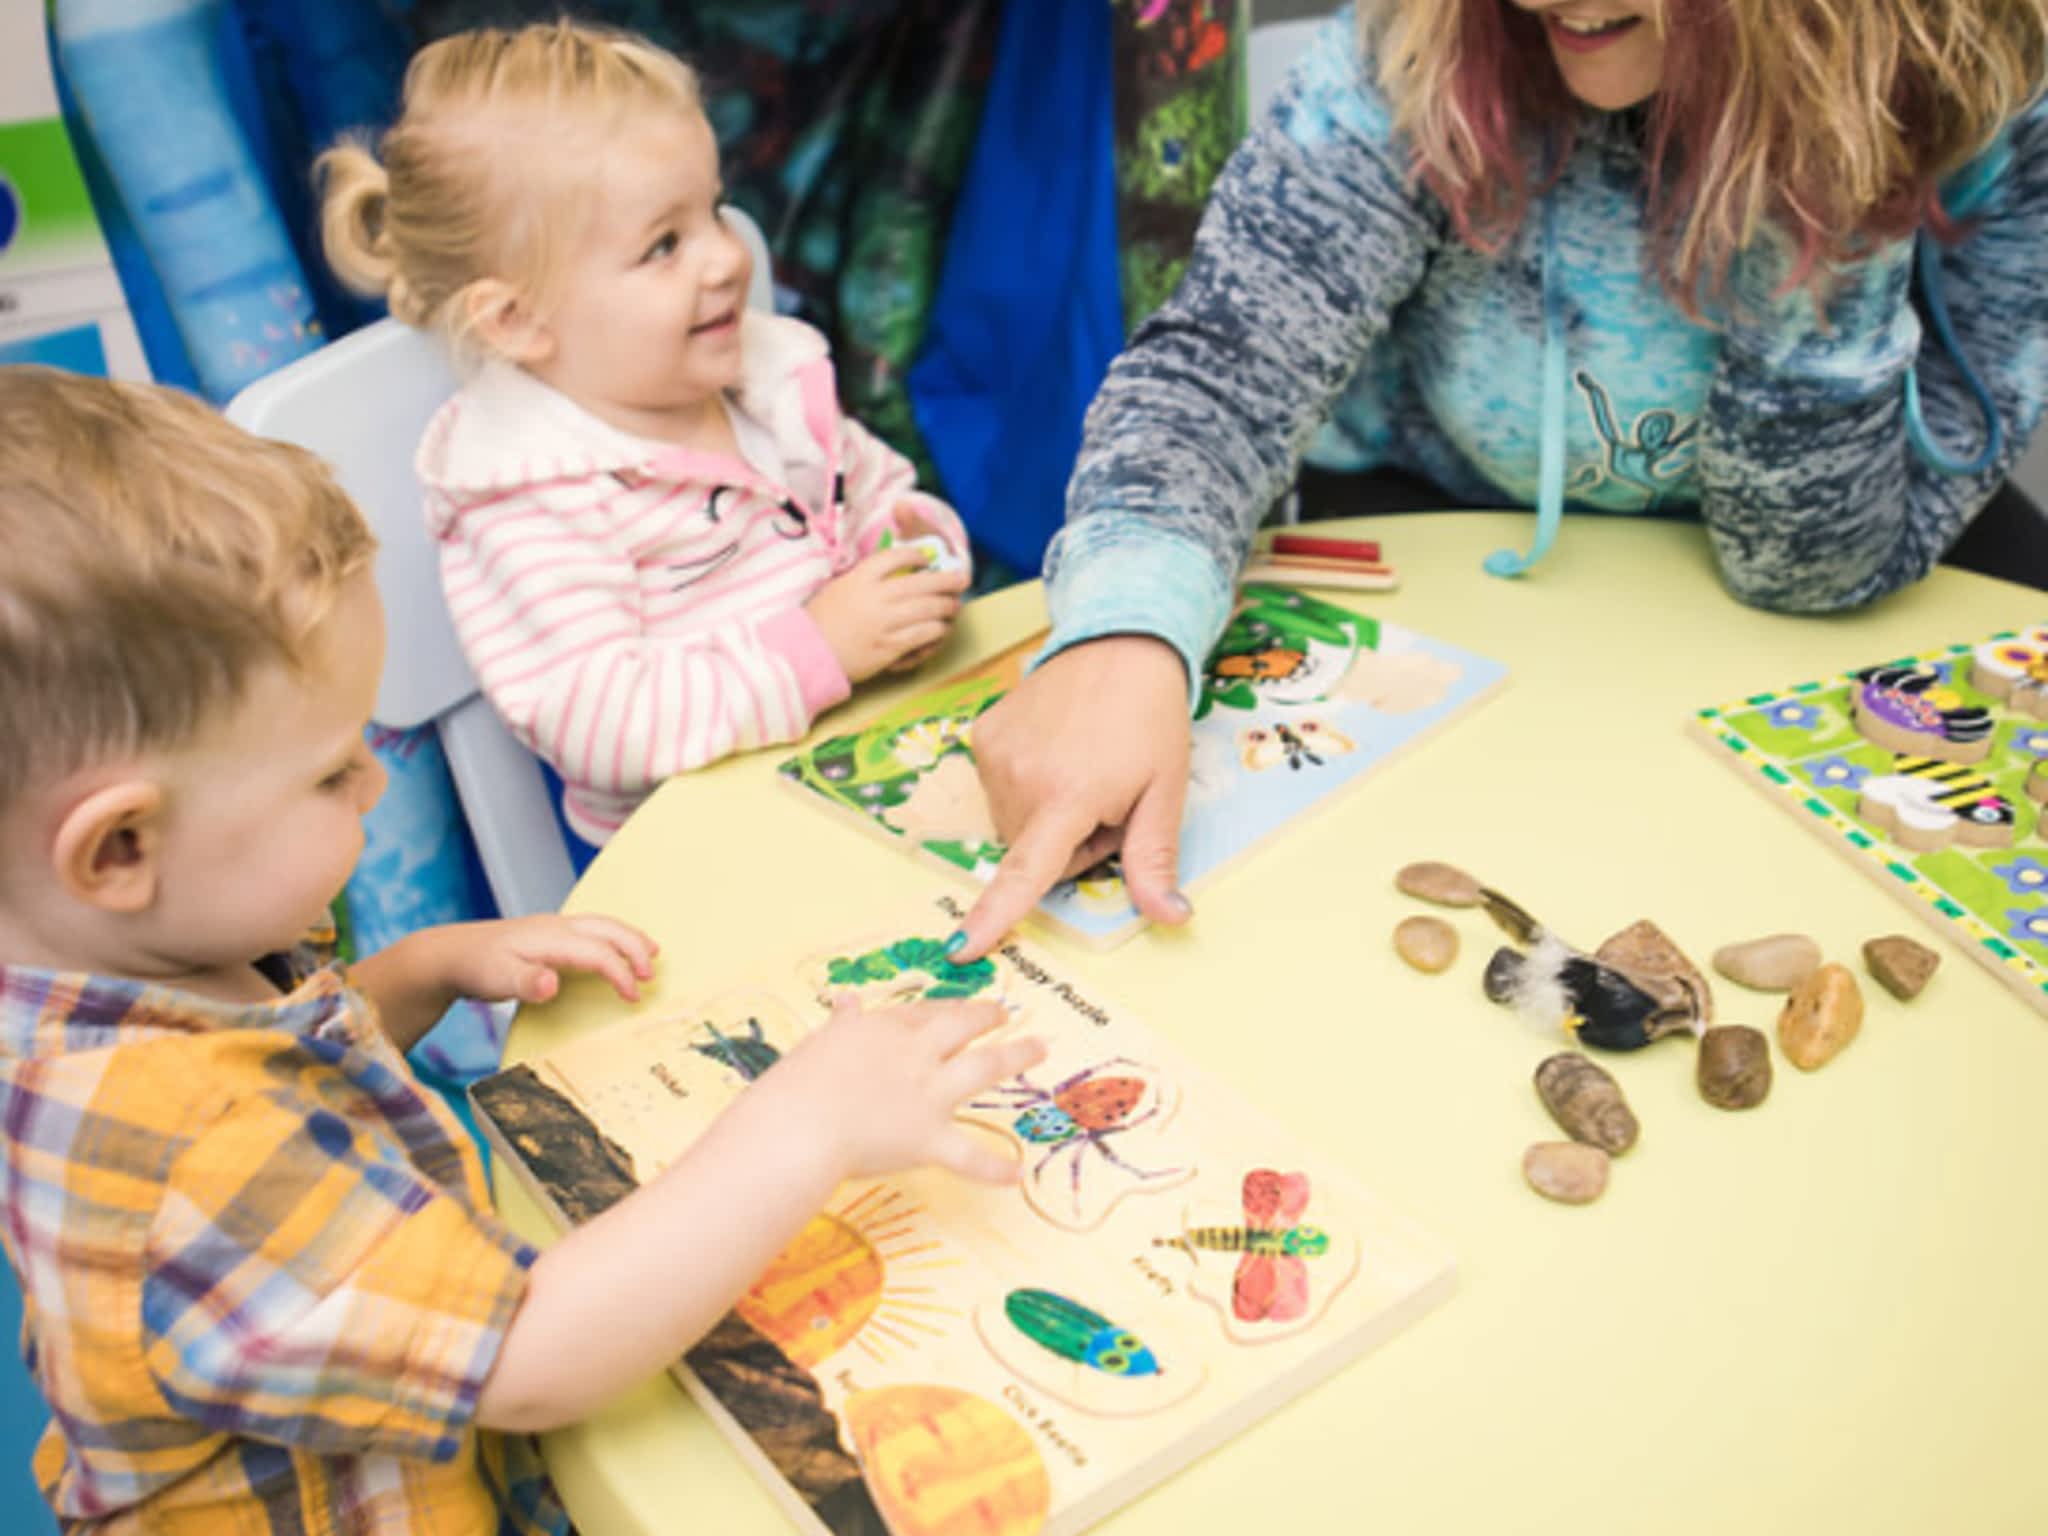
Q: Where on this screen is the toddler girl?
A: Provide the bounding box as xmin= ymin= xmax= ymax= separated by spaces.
xmin=321 ymin=22 xmax=970 ymax=845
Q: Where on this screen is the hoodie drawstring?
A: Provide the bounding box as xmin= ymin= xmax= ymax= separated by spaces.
xmin=1905 ymin=132 xmax=2010 ymax=478
xmin=1485 ymin=189 xmax=1568 ymax=579
xmin=1905 ymin=227 xmax=2005 ymax=477
xmin=1485 ymin=134 xmax=2007 ymax=581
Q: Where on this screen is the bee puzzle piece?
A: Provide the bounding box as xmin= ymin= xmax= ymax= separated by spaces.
xmin=1858 ymin=755 xmax=2018 ymax=851
xmin=1237 ymin=717 xmax=1356 ymax=772
xmin=1970 ymin=631 xmax=2048 ymax=719
xmin=1056 ymin=852 xmax=1133 ymax=916
xmin=1849 ymin=664 xmax=1995 ymax=764
xmin=1479 ymin=889 xmax=1705 ymax=1050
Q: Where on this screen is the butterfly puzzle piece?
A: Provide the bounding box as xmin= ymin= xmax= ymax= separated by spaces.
xmin=1155 ymin=1167 xmax=1360 ymax=1343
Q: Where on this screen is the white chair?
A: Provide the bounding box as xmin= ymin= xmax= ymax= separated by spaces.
xmin=228 ymin=207 xmax=776 ymax=917
xmin=1247 ymin=16 xmax=1321 ymax=122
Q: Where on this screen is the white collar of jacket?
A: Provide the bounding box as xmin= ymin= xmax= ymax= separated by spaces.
xmin=415 ymin=310 xmax=833 ymax=497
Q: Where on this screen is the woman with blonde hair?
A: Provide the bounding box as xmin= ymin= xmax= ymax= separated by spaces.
xmin=949 ymin=0 xmax=2048 ymax=959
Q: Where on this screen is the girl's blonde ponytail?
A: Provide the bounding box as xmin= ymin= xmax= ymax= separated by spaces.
xmin=315 ymin=141 xmax=397 ymax=300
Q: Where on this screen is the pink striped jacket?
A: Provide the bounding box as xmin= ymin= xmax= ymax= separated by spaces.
xmin=417 ymin=313 xmax=968 ymax=845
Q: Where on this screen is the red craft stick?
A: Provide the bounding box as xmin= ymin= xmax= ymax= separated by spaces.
xmin=1271 ymin=533 xmax=1381 ymax=562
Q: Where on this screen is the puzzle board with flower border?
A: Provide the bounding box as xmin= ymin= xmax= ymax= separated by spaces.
xmin=777 ymin=584 xmax=1508 ymax=948
xmin=1690 ymin=624 xmax=2048 ymax=1016
xmin=472 ymin=891 xmax=1456 ymax=1536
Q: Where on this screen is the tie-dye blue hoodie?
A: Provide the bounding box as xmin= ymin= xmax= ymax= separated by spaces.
xmin=1045 ymin=6 xmax=2048 ymax=698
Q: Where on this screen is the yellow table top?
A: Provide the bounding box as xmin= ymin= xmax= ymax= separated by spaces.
xmin=495 ymin=512 xmax=2048 ymax=1535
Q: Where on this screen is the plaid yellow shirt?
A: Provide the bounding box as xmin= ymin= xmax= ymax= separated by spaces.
xmin=0 ymin=945 xmax=568 ymax=1534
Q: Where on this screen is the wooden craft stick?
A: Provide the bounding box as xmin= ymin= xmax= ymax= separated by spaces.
xmin=1271 ymin=533 xmax=1382 ymax=562
xmin=1241 ymin=560 xmax=1398 ymax=591
xmin=1259 ymin=553 xmax=1396 ymax=577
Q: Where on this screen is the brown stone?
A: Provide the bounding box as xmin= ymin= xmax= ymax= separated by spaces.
xmin=1696 ymin=1025 xmax=1772 ymax=1109
xmin=1596 ymin=918 xmax=1714 ymax=1027
xmin=1393 ymin=915 xmax=1459 ymax=973
xmin=1394 ymin=860 xmax=1483 ymax=908
xmin=1533 ymin=1052 xmax=1639 ymax=1154
xmin=1713 ymin=934 xmax=1823 ymax=992
xmin=1523 ymin=1141 xmax=1610 ymax=1205
xmin=1863 ymin=935 xmax=1940 ymax=1001
xmin=1777 ymin=963 xmax=1864 ymax=1070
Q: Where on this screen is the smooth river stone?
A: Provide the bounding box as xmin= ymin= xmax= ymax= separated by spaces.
xmin=1394 ymin=860 xmax=1483 ymax=908
xmin=1713 ymin=934 xmax=1823 ymax=992
xmin=1777 ymin=963 xmax=1865 ymax=1070
xmin=1863 ymin=935 xmax=1940 ymax=1001
xmin=1394 ymin=915 xmax=1459 ymax=973
xmin=1523 ymin=1141 xmax=1610 ymax=1205
xmin=1533 ymin=1052 xmax=1639 ymax=1154
xmin=1696 ymin=1025 xmax=1772 ymax=1109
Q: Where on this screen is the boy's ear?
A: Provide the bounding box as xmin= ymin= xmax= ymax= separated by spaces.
xmin=51 ymin=781 xmax=165 ymax=915
xmin=464 ymin=279 xmax=555 ymax=366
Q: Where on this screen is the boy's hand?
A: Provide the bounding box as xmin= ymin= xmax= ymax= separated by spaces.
xmin=767 ymin=995 xmax=1045 ymax=1183
xmin=477 ymin=990 xmax=1040 ymax=1433
xmin=806 ymin=544 xmax=968 ymax=683
xmin=350 ymin=915 xmax=658 ymax=1051
xmin=438 ymin=915 xmax=660 ymax=1006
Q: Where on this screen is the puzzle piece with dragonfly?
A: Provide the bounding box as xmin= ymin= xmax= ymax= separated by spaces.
xmin=778 ymin=584 xmax=1507 ymax=947
xmin=472 ymin=892 xmax=1455 ymax=1536
xmin=1691 ymin=624 xmax=2048 ymax=1015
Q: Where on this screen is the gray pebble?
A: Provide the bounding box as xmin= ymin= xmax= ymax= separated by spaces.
xmin=1712 ymin=934 xmax=1822 ymax=992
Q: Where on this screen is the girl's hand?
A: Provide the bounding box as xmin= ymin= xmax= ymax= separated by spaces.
xmin=433 ymin=915 xmax=659 ymax=1007
xmin=888 ymin=502 xmax=966 ymax=568
xmin=953 ymin=635 xmax=1195 ymax=960
xmin=765 ymin=995 xmax=1046 ymax=1184
xmin=806 ymin=544 xmax=969 ymax=682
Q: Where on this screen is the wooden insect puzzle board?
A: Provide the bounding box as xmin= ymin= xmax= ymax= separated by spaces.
xmin=1691 ymin=624 xmax=2048 ymax=1016
xmin=777 ymin=584 xmax=1507 ymax=948
xmin=472 ymin=892 xmax=1456 ymax=1536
